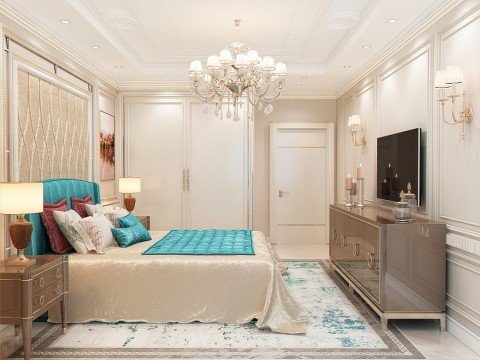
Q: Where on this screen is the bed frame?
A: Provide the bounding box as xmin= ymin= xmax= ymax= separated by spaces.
xmin=26 ymin=178 xmax=101 ymax=255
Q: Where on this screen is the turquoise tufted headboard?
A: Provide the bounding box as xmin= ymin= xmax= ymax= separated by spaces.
xmin=25 ymin=179 xmax=101 ymax=255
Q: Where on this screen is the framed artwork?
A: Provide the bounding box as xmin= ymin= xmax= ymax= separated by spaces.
xmin=100 ymin=111 xmax=115 ymax=180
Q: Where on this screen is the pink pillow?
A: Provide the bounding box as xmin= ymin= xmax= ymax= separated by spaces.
xmin=71 ymin=195 xmax=93 ymax=218
xmin=40 ymin=199 xmax=72 ymax=254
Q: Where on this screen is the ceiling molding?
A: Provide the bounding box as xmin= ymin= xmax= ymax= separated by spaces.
xmin=279 ymin=92 xmax=336 ymax=100
xmin=0 ymin=1 xmax=118 ymax=90
xmin=335 ymin=0 xmax=464 ymax=98
xmin=299 ymin=0 xmax=333 ymax=57
xmin=325 ymin=0 xmax=380 ymax=64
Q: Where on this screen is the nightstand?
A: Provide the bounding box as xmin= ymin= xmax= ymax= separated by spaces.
xmin=135 ymin=215 xmax=150 ymax=230
xmin=0 ymin=255 xmax=68 ymax=360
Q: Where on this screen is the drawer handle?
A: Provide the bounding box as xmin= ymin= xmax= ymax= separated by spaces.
xmin=54 ymin=285 xmax=61 ymax=295
xmin=55 ymin=269 xmax=61 ymax=279
xmin=353 ymin=243 xmax=359 ymax=256
xmin=367 ymin=252 xmax=376 ymax=268
xmin=34 ymin=277 xmax=45 ymax=288
xmin=341 ymin=235 xmax=346 ymax=247
xmin=331 ymin=229 xmax=337 ymax=241
xmin=39 ymin=295 xmax=45 ymax=306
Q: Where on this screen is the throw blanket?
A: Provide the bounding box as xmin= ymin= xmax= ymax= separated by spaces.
xmin=142 ymin=229 xmax=255 ymax=255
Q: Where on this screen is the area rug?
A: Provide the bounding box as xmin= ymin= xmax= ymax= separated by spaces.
xmin=10 ymin=261 xmax=424 ymax=359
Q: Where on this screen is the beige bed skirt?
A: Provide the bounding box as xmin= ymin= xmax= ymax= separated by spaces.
xmin=49 ymin=231 xmax=308 ymax=334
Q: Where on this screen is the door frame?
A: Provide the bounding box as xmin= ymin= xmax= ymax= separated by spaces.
xmin=269 ymin=122 xmax=335 ymax=244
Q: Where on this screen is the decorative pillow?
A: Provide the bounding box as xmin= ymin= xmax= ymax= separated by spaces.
xmin=53 ymin=210 xmax=97 ymax=254
xmin=112 ymin=223 xmax=152 ymax=248
xmin=77 ymin=214 xmax=116 ymax=253
xmin=85 ymin=203 xmax=106 ymax=216
xmin=118 ymin=213 xmax=141 ymax=228
xmin=71 ymin=195 xmax=93 ymax=218
xmin=105 ymin=208 xmax=130 ymax=228
xmin=40 ymin=199 xmax=72 ymax=254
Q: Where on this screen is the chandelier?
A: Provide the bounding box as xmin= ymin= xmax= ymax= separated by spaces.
xmin=189 ymin=19 xmax=287 ymax=121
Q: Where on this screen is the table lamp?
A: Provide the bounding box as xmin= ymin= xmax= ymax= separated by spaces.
xmin=119 ymin=177 xmax=141 ymax=212
xmin=0 ymin=182 xmax=43 ymax=266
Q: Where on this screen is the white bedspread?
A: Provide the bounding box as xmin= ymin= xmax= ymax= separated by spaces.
xmin=49 ymin=231 xmax=308 ymax=334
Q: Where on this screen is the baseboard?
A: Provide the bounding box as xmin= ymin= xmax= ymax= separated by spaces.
xmin=447 ymin=315 xmax=480 ymax=356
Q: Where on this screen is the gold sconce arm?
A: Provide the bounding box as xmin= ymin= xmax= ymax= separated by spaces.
xmin=350 ymin=126 xmax=367 ymax=153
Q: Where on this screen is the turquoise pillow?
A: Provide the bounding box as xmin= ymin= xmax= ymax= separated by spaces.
xmin=111 ymin=223 xmax=151 ymax=248
xmin=118 ymin=213 xmax=141 ymax=228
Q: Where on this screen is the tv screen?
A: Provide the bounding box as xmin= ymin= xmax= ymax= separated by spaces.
xmin=377 ymin=128 xmax=421 ymax=204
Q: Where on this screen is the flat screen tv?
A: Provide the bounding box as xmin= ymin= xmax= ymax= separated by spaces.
xmin=377 ymin=128 xmax=421 ymax=205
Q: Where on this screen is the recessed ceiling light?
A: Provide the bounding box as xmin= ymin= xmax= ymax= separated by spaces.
xmin=362 ymin=44 xmax=372 ymax=49
xmin=59 ymin=20 xmax=71 ymax=24
xmin=296 ymin=85 xmax=302 ymax=88
xmin=343 ymin=65 xmax=351 ymax=69
xmin=386 ymin=18 xmax=398 ymax=23
xmin=91 ymin=46 xmax=100 ymax=49
xmin=115 ymin=65 xmax=124 ymax=70
xmin=300 ymin=76 xmax=309 ymax=80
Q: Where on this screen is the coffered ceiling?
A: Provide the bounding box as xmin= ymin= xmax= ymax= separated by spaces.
xmin=2 ymin=0 xmax=455 ymax=95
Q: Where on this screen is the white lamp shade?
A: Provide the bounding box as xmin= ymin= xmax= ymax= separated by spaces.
xmin=219 ymin=49 xmax=233 ymax=64
xmin=347 ymin=115 xmax=361 ymax=127
xmin=119 ymin=177 xmax=141 ymax=194
xmin=445 ymin=65 xmax=464 ymax=84
xmin=261 ymin=57 xmax=275 ymax=71
xmin=275 ymin=62 xmax=287 ymax=76
xmin=247 ymin=50 xmax=260 ymax=65
xmin=0 ymin=182 xmax=43 ymax=214
xmin=189 ymin=60 xmax=202 ymax=74
xmin=235 ymin=53 xmax=249 ymax=68
xmin=434 ymin=69 xmax=448 ymax=88
xmin=206 ymin=55 xmax=220 ymax=69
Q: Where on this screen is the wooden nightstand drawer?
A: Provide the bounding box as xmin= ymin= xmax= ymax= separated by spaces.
xmin=32 ymin=280 xmax=63 ymax=314
xmin=136 ymin=215 xmax=150 ymax=230
xmin=32 ymin=263 xmax=63 ymax=294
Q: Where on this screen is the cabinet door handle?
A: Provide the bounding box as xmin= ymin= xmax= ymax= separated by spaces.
xmin=55 ymin=269 xmax=61 ymax=279
xmin=331 ymin=229 xmax=337 ymax=241
xmin=367 ymin=252 xmax=376 ymax=268
xmin=340 ymin=235 xmax=346 ymax=247
xmin=39 ymin=295 xmax=45 ymax=306
xmin=352 ymin=243 xmax=357 ymax=256
xmin=54 ymin=285 xmax=61 ymax=295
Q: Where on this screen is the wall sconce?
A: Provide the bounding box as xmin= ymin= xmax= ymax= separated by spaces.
xmin=347 ymin=115 xmax=366 ymax=153
xmin=434 ymin=65 xmax=473 ymax=139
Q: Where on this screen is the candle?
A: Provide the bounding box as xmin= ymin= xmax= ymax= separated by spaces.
xmin=386 ymin=163 xmax=393 ymax=179
xmin=392 ymin=173 xmax=400 ymax=190
xmin=351 ymin=180 xmax=357 ymax=195
xmin=357 ymin=163 xmax=365 ymax=179
xmin=381 ymin=178 xmax=389 ymax=195
xmin=345 ymin=174 xmax=353 ymax=190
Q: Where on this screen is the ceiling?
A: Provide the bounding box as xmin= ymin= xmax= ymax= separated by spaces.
xmin=2 ymin=0 xmax=453 ymax=96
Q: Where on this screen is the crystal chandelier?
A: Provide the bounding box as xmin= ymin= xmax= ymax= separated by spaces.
xmin=189 ymin=19 xmax=287 ymax=121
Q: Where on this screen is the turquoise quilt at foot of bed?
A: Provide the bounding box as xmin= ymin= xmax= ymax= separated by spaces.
xmin=142 ymin=229 xmax=254 ymax=255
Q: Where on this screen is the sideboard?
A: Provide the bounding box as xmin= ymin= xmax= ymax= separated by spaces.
xmin=329 ymin=204 xmax=446 ymax=331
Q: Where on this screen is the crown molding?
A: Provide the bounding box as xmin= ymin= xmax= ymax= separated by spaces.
xmin=279 ymin=92 xmax=336 ymax=100
xmin=335 ymin=0 xmax=464 ymax=99
xmin=0 ymin=2 xmax=118 ymax=90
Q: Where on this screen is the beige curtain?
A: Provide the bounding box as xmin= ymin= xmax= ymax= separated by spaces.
xmin=17 ymin=70 xmax=89 ymax=181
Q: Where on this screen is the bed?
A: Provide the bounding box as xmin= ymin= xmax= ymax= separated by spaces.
xmin=27 ymin=179 xmax=308 ymax=334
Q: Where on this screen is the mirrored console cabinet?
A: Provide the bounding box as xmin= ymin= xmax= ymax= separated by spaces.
xmin=329 ymin=204 xmax=446 ymax=331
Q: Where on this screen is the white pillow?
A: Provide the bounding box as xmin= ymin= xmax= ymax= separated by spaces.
xmin=53 ymin=210 xmax=97 ymax=254
xmin=85 ymin=204 xmax=106 ymax=216
xmin=77 ymin=214 xmax=116 ymax=253
xmin=85 ymin=204 xmax=129 ymax=228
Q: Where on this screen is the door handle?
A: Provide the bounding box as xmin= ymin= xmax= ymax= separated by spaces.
xmin=278 ymin=190 xmax=289 ymax=198
xmin=353 ymin=243 xmax=360 ymax=256
xmin=367 ymin=252 xmax=376 ymax=268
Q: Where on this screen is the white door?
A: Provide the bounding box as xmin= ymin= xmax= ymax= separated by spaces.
xmin=270 ymin=123 xmax=334 ymax=244
xmin=187 ymin=102 xmax=250 ymax=229
xmin=124 ymin=100 xmax=185 ymax=230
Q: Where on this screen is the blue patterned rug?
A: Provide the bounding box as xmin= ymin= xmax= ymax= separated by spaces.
xmin=11 ymin=261 xmax=424 ymax=359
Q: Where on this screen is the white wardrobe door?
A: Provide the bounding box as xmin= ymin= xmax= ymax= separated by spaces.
xmin=188 ymin=103 xmax=248 ymax=229
xmin=125 ymin=102 xmax=184 ymax=230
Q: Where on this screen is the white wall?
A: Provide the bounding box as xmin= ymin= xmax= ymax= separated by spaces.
xmin=336 ymin=1 xmax=480 ymax=354
xmin=254 ymin=99 xmax=336 ymax=237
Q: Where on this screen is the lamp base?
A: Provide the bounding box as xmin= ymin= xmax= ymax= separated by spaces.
xmin=124 ymin=195 xmax=136 ymax=212
xmin=6 ymin=249 xmax=36 ymax=267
